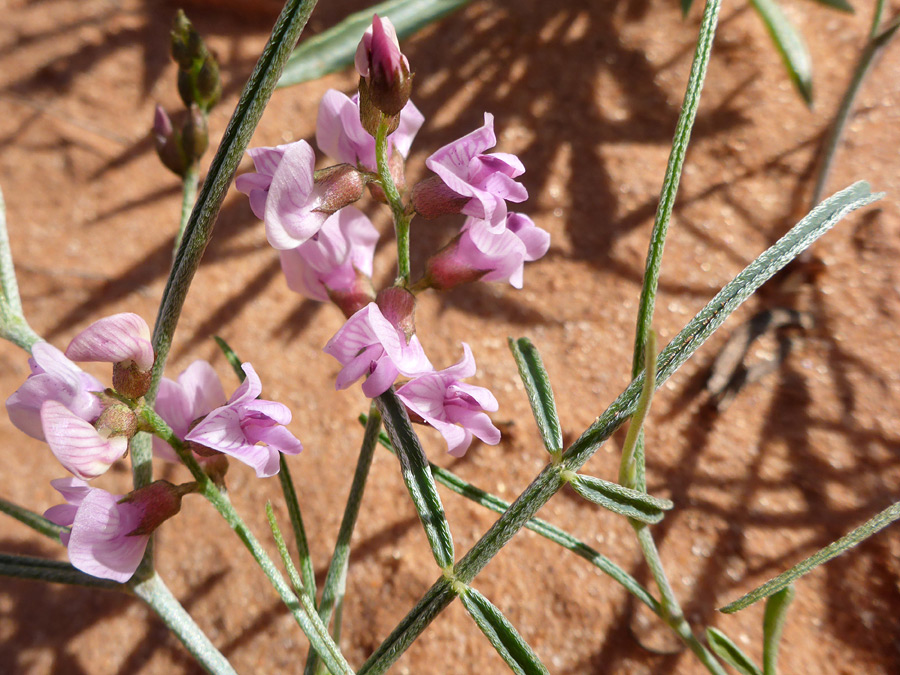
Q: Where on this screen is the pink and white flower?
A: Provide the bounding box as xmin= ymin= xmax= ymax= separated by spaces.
xmin=316 ymin=89 xmax=424 ymax=170
xmin=185 ymin=363 xmax=303 ymax=478
xmin=425 ymin=213 xmax=550 ymax=290
xmin=422 ymin=113 xmax=527 ymax=225
xmin=396 ymin=343 xmax=500 ymax=457
xmin=235 ymin=140 xmax=329 ymax=250
xmin=152 ymin=360 xmax=227 ymax=462
xmin=5 ymin=341 xmax=104 ymax=441
xmin=280 ymin=206 xmax=379 ymax=305
xmin=355 ymin=14 xmax=407 ymax=83
xmin=324 ymin=302 xmax=433 ymax=398
xmin=44 ymin=478 xmax=148 ymax=583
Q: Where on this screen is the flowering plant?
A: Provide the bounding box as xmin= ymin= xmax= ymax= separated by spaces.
xmin=0 ymin=3 xmax=895 ymax=674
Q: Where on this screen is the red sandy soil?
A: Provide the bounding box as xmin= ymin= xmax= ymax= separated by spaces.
xmin=1 ymin=0 xmax=900 ymax=673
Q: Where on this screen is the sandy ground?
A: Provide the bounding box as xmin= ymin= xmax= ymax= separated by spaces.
xmin=1 ymin=0 xmax=900 ymax=673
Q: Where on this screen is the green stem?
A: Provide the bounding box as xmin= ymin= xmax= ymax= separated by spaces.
xmin=304 ymin=405 xmax=381 ymax=675
xmin=279 ymin=455 xmax=318 ymax=608
xmin=132 ymin=573 xmax=238 ymax=675
xmin=374 ymin=118 xmax=410 ymax=284
xmin=174 ymin=163 xmax=200 ymax=258
xmin=632 ymin=525 xmax=727 ymax=674
xmin=140 ymin=407 xmax=353 ymax=673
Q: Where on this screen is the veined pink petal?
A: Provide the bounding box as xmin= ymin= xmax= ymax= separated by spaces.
xmin=65 ymin=313 xmax=154 ymax=370
xmin=264 ymin=142 xmax=324 ymax=249
xmin=66 ymin=489 xmax=146 ymax=583
xmin=41 ymin=401 xmax=127 ymax=480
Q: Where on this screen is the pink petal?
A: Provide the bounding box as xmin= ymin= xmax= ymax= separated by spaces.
xmin=426 ymin=113 xmax=496 ymax=176
xmin=178 ymin=360 xmax=227 ymax=418
xmin=248 ymin=423 xmax=303 ymax=457
xmin=41 ymin=401 xmax=127 ymax=480
xmin=66 ymin=490 xmax=147 ymax=583
xmin=361 ymin=358 xmax=399 ymax=397
xmin=280 ymin=248 xmax=329 ymax=301
xmin=263 ymin=141 xmax=323 ymax=249
xmin=439 ymin=343 xmax=477 ymax=381
xmin=65 ymin=313 xmax=154 ymax=370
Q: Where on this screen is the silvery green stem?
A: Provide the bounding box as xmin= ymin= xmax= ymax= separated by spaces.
xmin=132 ymin=573 xmax=238 ymax=675
xmin=0 ymin=183 xmax=41 ymax=352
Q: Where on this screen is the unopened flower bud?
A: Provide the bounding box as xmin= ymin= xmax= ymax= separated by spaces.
xmin=314 ymin=164 xmax=367 ymax=212
xmin=410 ymin=175 xmax=470 ymax=219
xmin=119 ymin=480 xmax=194 ymax=536
xmin=355 ymin=15 xmax=412 ymax=117
xmin=376 ymin=286 xmax=417 ymax=342
xmin=181 ymin=104 xmax=209 ymax=161
xmin=95 ymin=403 xmax=139 ymax=440
xmin=154 ymin=106 xmax=188 ymax=176
xmin=171 ymin=10 xmax=221 ymax=112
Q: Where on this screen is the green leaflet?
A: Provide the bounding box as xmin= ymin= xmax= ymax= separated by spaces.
xmin=460 ymin=586 xmax=549 ymax=675
xmin=721 ymin=500 xmax=900 ymax=613
xmin=750 ymin=0 xmax=813 ymax=104
xmin=376 ymin=388 xmax=455 ymax=569
xmin=569 ymin=473 xmax=673 ymax=524
xmin=706 ymin=628 xmax=762 ymax=675
xmin=508 ymin=338 xmax=563 ymax=455
xmin=762 ymin=586 xmax=795 ymax=675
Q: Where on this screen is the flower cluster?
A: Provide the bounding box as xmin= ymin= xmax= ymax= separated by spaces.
xmin=235 ymin=15 xmax=550 ymax=456
xmin=6 ymin=314 xmax=303 ymax=581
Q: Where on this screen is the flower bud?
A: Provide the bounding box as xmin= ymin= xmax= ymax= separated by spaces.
xmin=376 ymin=286 xmax=417 ymax=342
xmin=154 ymin=106 xmax=188 ymax=177
xmin=314 ymin=164 xmax=367 ymax=213
xmin=410 ymin=175 xmax=470 ymax=219
xmin=181 ymin=104 xmax=209 ymax=162
xmin=355 ymin=15 xmax=412 ymax=117
xmin=119 ymin=480 xmax=194 ymax=536
xmin=171 ymin=10 xmax=221 ymax=112
xmin=421 ymin=233 xmax=488 ymax=291
xmin=95 ymin=403 xmax=139 ymax=441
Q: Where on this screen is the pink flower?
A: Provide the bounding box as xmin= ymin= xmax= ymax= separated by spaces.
xmin=65 ymin=313 xmax=154 ymax=371
xmin=5 ymin=342 xmax=104 ymax=441
xmin=40 ymin=400 xmax=128 ymax=480
xmin=44 ymin=478 xmax=147 ymax=583
xmin=316 ymin=89 xmax=424 ymax=170
xmin=355 ymin=15 xmax=407 ymax=82
xmin=425 ymin=213 xmax=550 ymax=290
xmin=152 ymin=360 xmax=227 ymax=463
xmin=280 ymin=206 xmax=378 ymax=304
xmin=423 ymin=113 xmax=527 ymax=225
xmin=235 ymin=140 xmax=329 ymax=250
xmin=324 ymin=302 xmax=433 ymax=398
xmin=396 ymin=343 xmax=500 ymax=457
xmin=185 ymin=363 xmax=303 ymax=478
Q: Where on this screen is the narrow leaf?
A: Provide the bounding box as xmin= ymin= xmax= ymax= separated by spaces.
xmin=681 ymin=0 xmax=695 ymax=17
xmin=809 ymin=0 xmax=853 ymax=13
xmin=278 ymin=0 xmax=471 ymax=87
xmin=508 ymin=337 xmax=562 ymax=454
xmin=750 ymin=0 xmax=813 ymax=104
xmin=376 ymin=389 xmax=454 ymax=569
xmin=0 ymin=553 xmax=123 ymax=590
xmin=721 ymin=500 xmax=900 ymax=613
xmin=762 ymin=585 xmax=795 ymax=675
xmin=214 ymin=335 xmax=244 ymax=380
xmin=569 ymin=474 xmax=673 ymax=524
xmin=0 ymin=497 xmax=66 ymax=542
xmin=706 ymin=627 xmax=762 ymax=675
xmin=460 ymin=586 xmax=549 ymax=675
